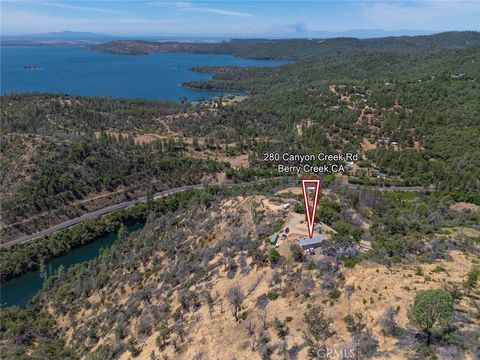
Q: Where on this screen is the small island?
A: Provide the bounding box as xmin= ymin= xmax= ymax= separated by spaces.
xmin=23 ymin=65 xmax=42 ymax=71
xmin=91 ymin=40 xmax=210 ymax=55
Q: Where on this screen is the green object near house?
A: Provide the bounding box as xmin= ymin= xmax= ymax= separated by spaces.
xmin=270 ymin=232 xmax=279 ymax=245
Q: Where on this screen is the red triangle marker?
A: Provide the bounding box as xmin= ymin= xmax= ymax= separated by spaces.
xmin=301 ymin=178 xmax=321 ymax=239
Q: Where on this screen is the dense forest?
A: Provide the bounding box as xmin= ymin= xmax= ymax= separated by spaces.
xmin=93 ymin=31 xmax=480 ymax=59
xmin=1 ymin=31 xmax=480 ymax=359
xmin=2 ymin=32 xmax=479 ymax=241
xmin=2 ymin=32 xmax=479 ymax=239
xmin=0 ymin=95 xmax=228 ymax=241
xmin=184 ymin=48 xmax=480 ymax=202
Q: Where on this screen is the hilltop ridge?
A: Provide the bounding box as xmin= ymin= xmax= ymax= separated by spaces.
xmin=91 ymin=31 xmax=480 ymax=59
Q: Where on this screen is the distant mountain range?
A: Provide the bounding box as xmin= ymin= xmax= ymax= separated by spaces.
xmin=301 ymin=29 xmax=436 ymax=38
xmin=1 ymin=29 xmax=445 ymax=45
xmin=1 ymin=31 xmax=120 ymax=45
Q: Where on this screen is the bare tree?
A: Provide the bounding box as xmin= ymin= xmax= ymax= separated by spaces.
xmin=270 ymin=271 xmax=282 ymax=286
xmin=193 ymin=349 xmax=207 ymax=360
xmin=245 ymin=318 xmax=257 ymax=351
xmin=246 ymin=318 xmax=255 ymax=337
xmin=344 ymin=313 xmax=366 ymax=335
xmin=275 ymin=318 xmax=289 ymax=360
xmin=344 ymin=313 xmax=378 ymax=359
xmin=201 ymin=290 xmax=215 ymax=319
xmin=173 ymin=320 xmax=186 ymax=343
xmin=259 ymin=309 xmax=268 ymax=330
xmin=226 ymin=283 xmax=244 ymax=321
xmin=156 ymin=319 xmax=170 ymax=350
xmin=247 ymin=274 xmax=264 ymax=296
xmin=378 ymin=307 xmax=398 ymax=336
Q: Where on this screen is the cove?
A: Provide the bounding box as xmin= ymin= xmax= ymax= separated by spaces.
xmin=0 ymin=223 xmax=144 ymax=308
xmin=1 ymin=46 xmax=287 ymax=100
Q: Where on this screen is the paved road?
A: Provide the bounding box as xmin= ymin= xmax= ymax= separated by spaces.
xmin=1 ymin=179 xmax=287 ymax=248
xmin=2 ymin=179 xmax=433 ymax=247
xmin=343 ymin=183 xmax=435 ymax=192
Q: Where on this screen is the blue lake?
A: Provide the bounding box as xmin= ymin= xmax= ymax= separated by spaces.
xmin=0 ymin=46 xmax=284 ymax=308
xmin=1 ymin=46 xmax=285 ymax=100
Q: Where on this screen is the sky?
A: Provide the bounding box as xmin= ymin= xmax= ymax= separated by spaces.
xmin=1 ymin=0 xmax=479 ymax=37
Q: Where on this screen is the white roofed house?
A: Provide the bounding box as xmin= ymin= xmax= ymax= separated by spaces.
xmin=297 ymin=234 xmax=325 ymax=250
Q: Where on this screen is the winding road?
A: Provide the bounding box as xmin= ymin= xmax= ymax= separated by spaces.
xmin=343 ymin=183 xmax=435 ymax=192
xmin=2 ymin=179 xmax=434 ymax=248
xmin=2 ymin=180 xmax=281 ymax=248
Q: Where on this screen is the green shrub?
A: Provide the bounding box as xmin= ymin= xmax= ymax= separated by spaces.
xmin=268 ymin=249 xmax=283 ymax=265
xmin=329 ymin=288 xmax=341 ymax=300
xmin=267 ymin=291 xmax=280 ymax=301
xmin=433 ymin=266 xmax=446 ymax=273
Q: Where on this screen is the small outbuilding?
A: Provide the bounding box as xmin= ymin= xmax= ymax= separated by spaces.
xmin=270 ymin=232 xmax=279 ymax=246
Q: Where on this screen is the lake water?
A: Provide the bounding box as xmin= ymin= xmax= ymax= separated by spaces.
xmin=1 ymin=46 xmax=285 ymax=100
xmin=0 ymin=46 xmax=283 ymax=308
xmin=0 ymin=223 xmax=144 ymax=308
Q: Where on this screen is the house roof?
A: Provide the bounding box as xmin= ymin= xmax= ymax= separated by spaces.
xmin=297 ymin=234 xmax=325 ymax=247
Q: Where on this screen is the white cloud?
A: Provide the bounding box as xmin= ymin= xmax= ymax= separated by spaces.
xmin=146 ymin=1 xmax=194 ymax=8
xmin=198 ymin=7 xmax=253 ymax=17
xmin=1 ymin=1 xmax=477 ymax=36
xmin=0 ymin=9 xmax=180 ymax=34
xmin=147 ymin=1 xmax=253 ymax=17
xmin=5 ymin=0 xmax=130 ymax=16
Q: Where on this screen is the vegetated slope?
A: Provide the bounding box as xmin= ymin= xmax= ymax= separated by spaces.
xmin=0 ymin=202 xmax=149 ymax=282
xmin=92 ymin=31 xmax=480 ymax=59
xmin=182 ymin=47 xmax=480 ymax=202
xmin=0 ymin=94 xmax=227 ymax=242
xmin=0 ymin=94 xmax=184 ymax=134
xmin=2 ymin=31 xmax=480 ymax=360
xmin=2 ymin=184 xmax=479 ymax=359
xmin=3 ymin=36 xmax=480 ymax=241
xmin=3 ymin=32 xmax=480 ymax=243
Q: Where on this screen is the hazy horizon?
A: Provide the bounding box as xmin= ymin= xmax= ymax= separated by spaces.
xmin=5 ymin=29 xmax=480 ymax=44
xmin=1 ymin=1 xmax=479 ymax=37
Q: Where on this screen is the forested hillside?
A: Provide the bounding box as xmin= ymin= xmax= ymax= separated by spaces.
xmin=2 ymin=33 xmax=480 ymax=243
xmin=93 ymin=31 xmax=480 ymax=59
xmin=1 ymin=31 xmax=480 ymax=360
xmin=0 ymin=95 xmax=227 ymax=242
xmin=185 ymin=48 xmax=480 ymax=202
